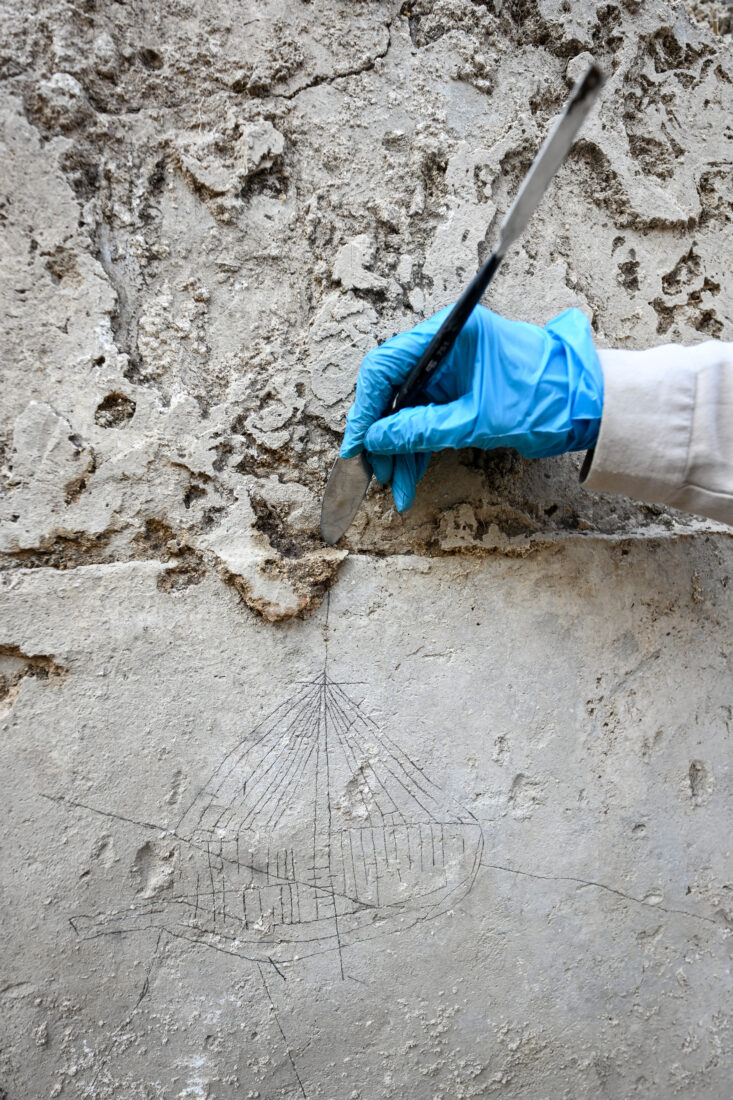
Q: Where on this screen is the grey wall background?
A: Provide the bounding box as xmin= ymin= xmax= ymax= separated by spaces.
xmin=1 ymin=1 xmax=732 ymax=1097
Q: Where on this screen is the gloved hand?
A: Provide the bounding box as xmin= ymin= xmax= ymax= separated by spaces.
xmin=340 ymin=304 xmax=604 ymax=512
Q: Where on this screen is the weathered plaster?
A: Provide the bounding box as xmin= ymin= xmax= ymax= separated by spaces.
xmin=1 ymin=0 xmax=732 ymax=1096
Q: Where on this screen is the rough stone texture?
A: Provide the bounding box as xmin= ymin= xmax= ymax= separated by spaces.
xmin=1 ymin=0 xmax=733 ymax=1097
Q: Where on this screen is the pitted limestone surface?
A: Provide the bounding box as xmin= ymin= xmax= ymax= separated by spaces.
xmin=2 ymin=540 xmax=733 ymax=1097
xmin=2 ymin=3 xmax=733 ymax=1097
xmin=1 ymin=0 xmax=732 ymax=620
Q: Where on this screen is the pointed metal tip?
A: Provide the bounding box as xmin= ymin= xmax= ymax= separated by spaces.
xmin=320 ymin=454 xmax=373 ymax=545
xmin=580 ymin=61 xmax=605 ymax=90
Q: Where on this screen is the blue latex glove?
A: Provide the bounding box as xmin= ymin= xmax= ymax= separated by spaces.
xmin=340 ymin=304 xmax=604 ymax=512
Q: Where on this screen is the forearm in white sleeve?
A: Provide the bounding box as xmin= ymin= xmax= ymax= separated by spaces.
xmin=580 ymin=341 xmax=733 ymax=526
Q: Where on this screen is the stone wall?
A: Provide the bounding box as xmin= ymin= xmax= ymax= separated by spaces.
xmin=1 ymin=1 xmax=732 ymax=1096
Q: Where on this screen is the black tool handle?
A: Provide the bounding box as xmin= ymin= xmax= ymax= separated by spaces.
xmin=386 ymin=63 xmax=605 ymax=417
xmin=387 ymin=249 xmax=503 ymax=415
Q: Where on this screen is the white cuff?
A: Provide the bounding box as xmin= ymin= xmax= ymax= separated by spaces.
xmin=581 ymin=345 xmax=698 ymax=504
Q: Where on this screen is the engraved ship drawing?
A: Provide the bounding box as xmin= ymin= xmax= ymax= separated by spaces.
xmin=69 ymin=670 xmax=484 ymax=965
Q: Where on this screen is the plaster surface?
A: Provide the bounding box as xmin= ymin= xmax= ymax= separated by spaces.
xmin=1 ymin=0 xmax=733 ymax=1097
xmin=3 ymin=543 xmax=733 ymax=1097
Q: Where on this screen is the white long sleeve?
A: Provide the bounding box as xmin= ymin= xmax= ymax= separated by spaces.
xmin=580 ymin=342 xmax=733 ymax=526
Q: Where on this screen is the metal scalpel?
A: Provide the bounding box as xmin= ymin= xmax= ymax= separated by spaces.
xmin=320 ymin=63 xmax=605 ymax=545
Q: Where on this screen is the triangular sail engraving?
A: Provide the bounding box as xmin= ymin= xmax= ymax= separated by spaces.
xmin=70 ymin=671 xmax=484 ymax=963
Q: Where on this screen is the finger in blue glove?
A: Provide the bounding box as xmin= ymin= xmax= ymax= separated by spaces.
xmin=341 ymin=305 xmax=603 ymax=514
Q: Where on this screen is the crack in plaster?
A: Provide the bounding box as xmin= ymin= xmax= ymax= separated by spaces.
xmin=482 ymin=860 xmax=723 ymax=929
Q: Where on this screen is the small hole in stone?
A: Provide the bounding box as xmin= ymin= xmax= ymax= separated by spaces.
xmin=94 ymin=392 xmax=136 ymax=428
xmin=139 ymin=47 xmax=164 ymax=70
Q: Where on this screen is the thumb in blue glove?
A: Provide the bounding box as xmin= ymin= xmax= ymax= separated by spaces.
xmin=340 ymin=304 xmax=604 ymax=512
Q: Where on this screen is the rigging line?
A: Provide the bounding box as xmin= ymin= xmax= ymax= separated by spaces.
xmin=391 ymin=821 xmax=401 ymax=881
xmin=325 ymin=688 xmax=406 ymax=827
xmin=348 ymin=830 xmax=359 ymax=899
xmin=211 ymin=681 xmax=318 ymax=788
xmin=329 ymin=881 xmax=346 ymax=981
xmin=322 ymin=681 xmax=333 ymax=835
xmin=325 ymin=698 xmax=392 ymax=834
xmin=311 ymin=679 xmax=324 ymax=919
xmin=329 ymin=687 xmax=448 ymax=823
xmin=175 ymin=681 xmax=318 ymax=831
xmin=232 ymin=680 xmax=324 ymax=801
xmin=207 ymin=842 xmax=217 ymax=924
xmin=326 ymin=682 xmax=380 ymax=731
xmin=206 ymin=683 xmax=323 ymax=832
xmin=330 ymin=681 xmax=452 ymax=809
xmin=258 ymin=963 xmax=308 ymax=1099
xmin=259 ymin=728 xmax=320 ymax=834
xmin=323 ymin=589 xmax=330 ymax=675
xmin=235 ymin=689 xmax=322 ymax=835
xmin=161 ymin=924 xmax=266 ymax=964
xmin=342 ymin=724 xmax=443 ymax=826
xmin=231 ymin=688 xmax=325 ymax=832
xmin=234 ymin=683 xmax=321 ymax=798
xmin=323 ymin=692 xmax=383 ymax=828
xmin=41 ymin=793 xmax=163 ymax=833
xmin=358 ymin=827 xmax=370 ymax=886
xmin=195 ymin=680 xmax=322 ymax=824
xmin=320 ymin=677 xmax=357 ymax=736
xmin=324 ymin=691 xmax=359 ymax=739
xmin=367 ymin=822 xmax=381 ymax=906
xmin=254 ymin=739 xmax=316 ymax=831
xmin=366 ymin=731 xmax=473 ymax=823
xmin=323 ymin=699 xmax=385 ymax=836
xmin=322 ymin=680 xmax=335 ymax=894
xmin=176 ymin=832 xmax=374 ymax=912
xmin=252 ymin=693 xmax=325 ymax=831
xmin=340 ymin=828 xmax=347 ymax=897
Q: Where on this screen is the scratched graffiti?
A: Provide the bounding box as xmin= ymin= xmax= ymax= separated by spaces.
xmin=61 ymin=669 xmax=484 ymax=973
xmin=47 ymin=666 xmax=484 ymax=1097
